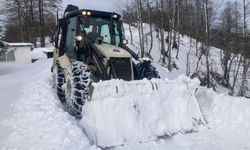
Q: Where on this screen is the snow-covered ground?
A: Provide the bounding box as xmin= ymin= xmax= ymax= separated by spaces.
xmin=0 ymin=59 xmax=94 ymax=150
xmin=0 ymin=58 xmax=250 ymax=150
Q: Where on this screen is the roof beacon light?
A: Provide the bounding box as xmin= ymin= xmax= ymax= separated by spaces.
xmin=82 ymin=11 xmax=87 ymax=16
xmin=87 ymin=11 xmax=91 ymax=16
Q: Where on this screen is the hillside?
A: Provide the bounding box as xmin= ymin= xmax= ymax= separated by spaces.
xmin=124 ymin=23 xmax=249 ymax=97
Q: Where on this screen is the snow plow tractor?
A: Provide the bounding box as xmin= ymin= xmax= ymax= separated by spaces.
xmin=52 ymin=5 xmax=160 ymax=118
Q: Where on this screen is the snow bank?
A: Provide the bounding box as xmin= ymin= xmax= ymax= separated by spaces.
xmin=1 ymin=73 xmax=93 ymax=150
xmin=80 ymin=75 xmax=204 ymax=148
xmin=196 ymin=88 xmax=250 ymax=145
xmin=31 ymin=47 xmax=52 ymax=59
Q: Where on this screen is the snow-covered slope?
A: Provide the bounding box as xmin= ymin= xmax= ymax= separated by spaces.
xmin=124 ymin=24 xmax=247 ymax=95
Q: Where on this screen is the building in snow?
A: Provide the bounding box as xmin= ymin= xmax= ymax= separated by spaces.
xmin=0 ymin=41 xmax=33 ymax=64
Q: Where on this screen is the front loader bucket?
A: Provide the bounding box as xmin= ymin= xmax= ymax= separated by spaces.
xmin=80 ymin=75 xmax=204 ymax=148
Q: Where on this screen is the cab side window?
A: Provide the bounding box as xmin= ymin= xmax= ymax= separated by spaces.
xmin=100 ymin=24 xmax=111 ymax=44
xmin=65 ymin=18 xmax=77 ymax=52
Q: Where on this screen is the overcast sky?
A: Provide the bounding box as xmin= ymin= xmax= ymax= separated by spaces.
xmin=62 ymin=0 xmax=243 ymax=13
xmin=62 ymin=0 xmax=118 ymax=12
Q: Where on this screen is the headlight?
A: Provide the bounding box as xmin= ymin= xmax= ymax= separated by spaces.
xmin=122 ymin=39 xmax=128 ymax=45
xmin=87 ymin=11 xmax=91 ymax=16
xmin=112 ymin=14 xmax=118 ymax=19
xmin=74 ymin=35 xmax=83 ymax=41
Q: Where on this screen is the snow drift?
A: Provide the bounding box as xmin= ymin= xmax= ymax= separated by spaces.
xmin=80 ymin=75 xmax=205 ymax=148
xmin=196 ymin=88 xmax=250 ymax=145
xmin=31 ymin=47 xmax=53 ymax=60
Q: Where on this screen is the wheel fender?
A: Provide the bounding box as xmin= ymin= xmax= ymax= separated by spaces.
xmin=56 ymin=54 xmax=71 ymax=72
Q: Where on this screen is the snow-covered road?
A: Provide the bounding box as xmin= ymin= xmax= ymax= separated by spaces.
xmin=0 ymin=59 xmax=250 ymax=150
xmin=0 ymin=60 xmax=52 ymax=143
xmin=0 ymin=59 xmax=94 ymax=149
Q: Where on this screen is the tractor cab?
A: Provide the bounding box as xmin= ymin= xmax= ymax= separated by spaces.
xmin=54 ymin=5 xmax=128 ymax=62
xmin=53 ymin=5 xmax=135 ymax=81
xmin=79 ymin=14 xmax=124 ymax=46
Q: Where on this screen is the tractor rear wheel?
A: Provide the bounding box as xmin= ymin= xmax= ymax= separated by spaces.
xmin=65 ymin=61 xmax=91 ymax=119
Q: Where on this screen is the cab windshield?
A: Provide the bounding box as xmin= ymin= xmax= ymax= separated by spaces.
xmin=79 ymin=17 xmax=121 ymax=46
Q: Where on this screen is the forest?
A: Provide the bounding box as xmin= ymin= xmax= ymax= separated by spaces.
xmin=0 ymin=0 xmax=62 ymax=47
xmin=120 ymin=0 xmax=250 ymax=97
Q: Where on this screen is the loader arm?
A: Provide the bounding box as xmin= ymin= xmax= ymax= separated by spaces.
xmin=90 ymin=43 xmax=108 ymax=80
xmin=119 ymin=44 xmax=139 ymax=60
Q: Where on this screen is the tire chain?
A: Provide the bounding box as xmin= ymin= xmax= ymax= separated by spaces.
xmin=66 ymin=61 xmax=91 ymax=119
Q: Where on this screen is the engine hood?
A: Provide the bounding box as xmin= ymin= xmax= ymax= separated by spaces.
xmin=94 ymin=43 xmax=132 ymax=58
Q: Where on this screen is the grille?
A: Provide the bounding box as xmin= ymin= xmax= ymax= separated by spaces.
xmin=109 ymin=57 xmax=132 ymax=81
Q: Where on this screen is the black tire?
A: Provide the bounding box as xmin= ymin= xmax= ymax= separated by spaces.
xmin=136 ymin=60 xmax=160 ymax=80
xmin=65 ymin=61 xmax=91 ymax=119
xmin=54 ymin=63 xmax=66 ymax=103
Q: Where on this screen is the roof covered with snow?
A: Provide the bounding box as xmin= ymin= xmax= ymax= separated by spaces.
xmin=6 ymin=43 xmax=34 ymax=47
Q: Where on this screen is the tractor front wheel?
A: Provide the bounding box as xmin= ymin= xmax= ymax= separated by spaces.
xmin=65 ymin=61 xmax=92 ymax=119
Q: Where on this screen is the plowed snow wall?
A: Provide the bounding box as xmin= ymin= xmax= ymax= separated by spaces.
xmin=196 ymin=88 xmax=250 ymax=141
xmin=80 ymin=75 xmax=204 ymax=148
